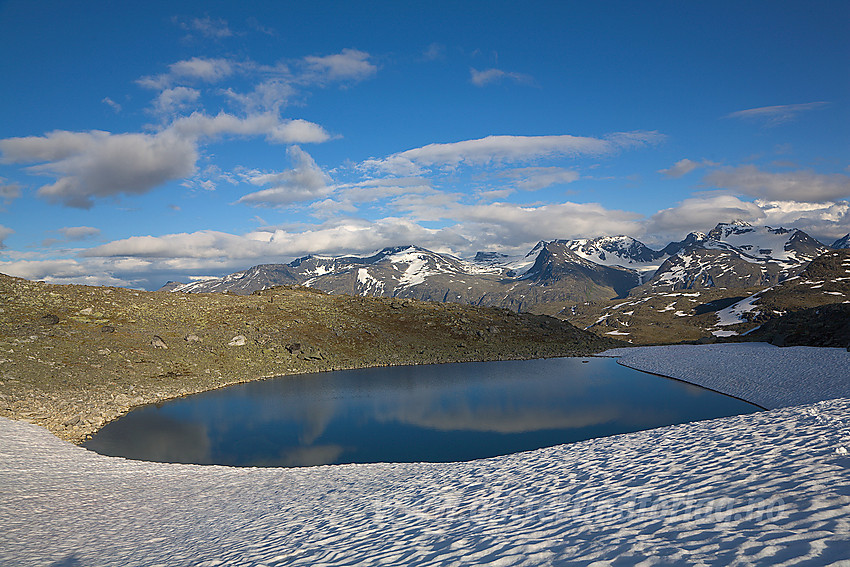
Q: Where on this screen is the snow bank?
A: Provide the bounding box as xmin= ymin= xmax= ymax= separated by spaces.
xmin=602 ymin=343 xmax=850 ymax=409
xmin=2 ymin=344 xmax=850 ymax=566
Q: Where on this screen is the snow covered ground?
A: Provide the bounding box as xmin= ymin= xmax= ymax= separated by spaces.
xmin=602 ymin=343 xmax=850 ymax=409
xmin=2 ymin=344 xmax=850 ymax=566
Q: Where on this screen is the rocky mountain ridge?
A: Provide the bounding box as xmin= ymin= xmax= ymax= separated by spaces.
xmin=163 ymin=222 xmax=837 ymax=318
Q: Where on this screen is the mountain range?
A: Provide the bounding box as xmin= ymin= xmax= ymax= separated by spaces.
xmin=159 ymin=222 xmax=850 ymax=344
xmin=164 ymin=221 xmax=840 ymax=298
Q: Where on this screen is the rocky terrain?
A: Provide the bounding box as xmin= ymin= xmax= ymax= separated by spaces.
xmin=0 ymin=274 xmax=621 ymax=444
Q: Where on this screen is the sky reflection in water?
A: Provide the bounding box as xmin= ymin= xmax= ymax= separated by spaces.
xmin=85 ymin=357 xmax=760 ymax=467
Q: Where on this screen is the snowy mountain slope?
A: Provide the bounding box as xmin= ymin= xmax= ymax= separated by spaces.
xmin=704 ymin=248 xmax=850 ymax=337
xmin=644 ymin=221 xmax=831 ymax=291
xmin=568 ymin=249 xmax=850 ymax=345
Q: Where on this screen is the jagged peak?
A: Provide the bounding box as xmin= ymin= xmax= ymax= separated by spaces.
xmin=831 ymin=234 xmax=850 ymax=249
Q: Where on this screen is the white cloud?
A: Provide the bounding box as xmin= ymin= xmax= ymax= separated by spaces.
xmin=0 ymin=225 xmax=13 ymax=249
xmin=152 ymin=87 xmax=201 ymax=116
xmin=658 ymin=158 xmax=717 ymax=178
xmin=0 ymin=112 xmax=331 ymax=209
xmin=181 ymin=16 xmax=233 ymax=39
xmin=237 ymin=146 xmax=333 ymax=206
xmin=421 ymin=43 xmax=446 ymax=61
xmin=0 ymin=178 xmax=22 ymax=203
xmin=169 ymin=112 xmax=330 ymax=144
xmin=470 ymin=68 xmax=532 ymax=87
xmin=309 ymin=198 xmax=359 ymax=216
xmin=78 ymin=219 xmax=463 ymax=266
xmin=222 ymin=79 xmax=296 ymax=113
xmin=451 ymin=201 xmax=645 ymax=247
xmin=705 ymin=165 xmax=850 ymax=203
xmin=268 ymin=119 xmax=332 ymax=144
xmin=755 ymin=199 xmax=850 ymax=243
xmin=337 ymin=177 xmax=433 ymax=204
xmin=302 ymin=48 xmax=377 ymax=84
xmin=501 ymin=167 xmax=580 ymax=190
xmin=360 ymin=132 xmax=664 ymax=175
xmin=58 ymin=226 xmax=101 ymax=241
xmin=646 ymin=195 xmax=766 ymax=238
xmin=0 ymin=130 xmax=197 ymax=209
xmin=101 ymin=97 xmax=122 ymax=113
xmin=137 ymin=57 xmax=235 ymax=90
xmin=726 ymin=102 xmax=830 ymax=126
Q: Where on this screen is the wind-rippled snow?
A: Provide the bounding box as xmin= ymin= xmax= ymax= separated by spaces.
xmin=2 ymin=343 xmax=850 ymax=566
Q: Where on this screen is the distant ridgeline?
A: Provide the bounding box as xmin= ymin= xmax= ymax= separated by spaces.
xmin=162 ymin=222 xmax=848 ymax=325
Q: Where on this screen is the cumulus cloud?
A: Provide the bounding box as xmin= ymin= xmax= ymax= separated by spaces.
xmin=137 ymin=57 xmax=235 ymax=90
xmin=755 ymin=199 xmax=850 ymax=243
xmin=237 ymin=146 xmax=333 ymax=206
xmin=302 ymin=48 xmax=377 ymax=84
xmin=0 ymin=130 xmax=197 ymax=209
xmin=0 ymin=225 xmax=13 ymax=249
xmin=646 ymin=194 xmax=766 ymax=238
xmin=222 ymin=79 xmax=296 ymax=113
xmin=470 ymin=67 xmax=533 ymax=87
xmin=267 ymin=119 xmax=332 ymax=144
xmin=0 ymin=111 xmax=332 ymax=208
xmin=152 ymin=87 xmax=201 ymax=116
xmin=360 ymin=132 xmax=664 ymax=175
xmin=169 ymin=111 xmax=330 ymax=144
xmin=658 ymin=158 xmax=717 ymax=178
xmin=80 ymin=219 xmax=462 ymax=265
xmin=705 ymin=165 xmax=850 ymax=203
xmin=451 ymin=201 xmax=645 ymax=247
xmin=725 ymin=102 xmax=830 ymax=126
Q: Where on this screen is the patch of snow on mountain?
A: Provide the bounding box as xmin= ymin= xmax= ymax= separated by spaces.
xmin=388 ymin=249 xmax=439 ymax=288
xmin=471 ymin=245 xmax=544 ymax=277
xmin=715 ymin=292 xmax=762 ymax=326
xmin=712 ymin=329 xmax=739 ymax=337
xmin=356 ymin=268 xmax=384 ymax=295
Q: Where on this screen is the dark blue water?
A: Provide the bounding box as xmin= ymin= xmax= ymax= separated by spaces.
xmin=84 ymin=357 xmax=761 ymax=467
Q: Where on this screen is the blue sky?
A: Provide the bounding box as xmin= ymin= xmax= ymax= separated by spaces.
xmin=0 ymin=0 xmax=848 ymax=289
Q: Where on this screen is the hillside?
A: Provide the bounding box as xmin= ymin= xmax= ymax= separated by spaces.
xmin=0 ymin=273 xmax=621 ymax=443
xmin=568 ymin=249 xmax=850 ymax=345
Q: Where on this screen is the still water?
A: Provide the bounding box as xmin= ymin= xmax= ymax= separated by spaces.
xmin=84 ymin=357 xmax=760 ymax=467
